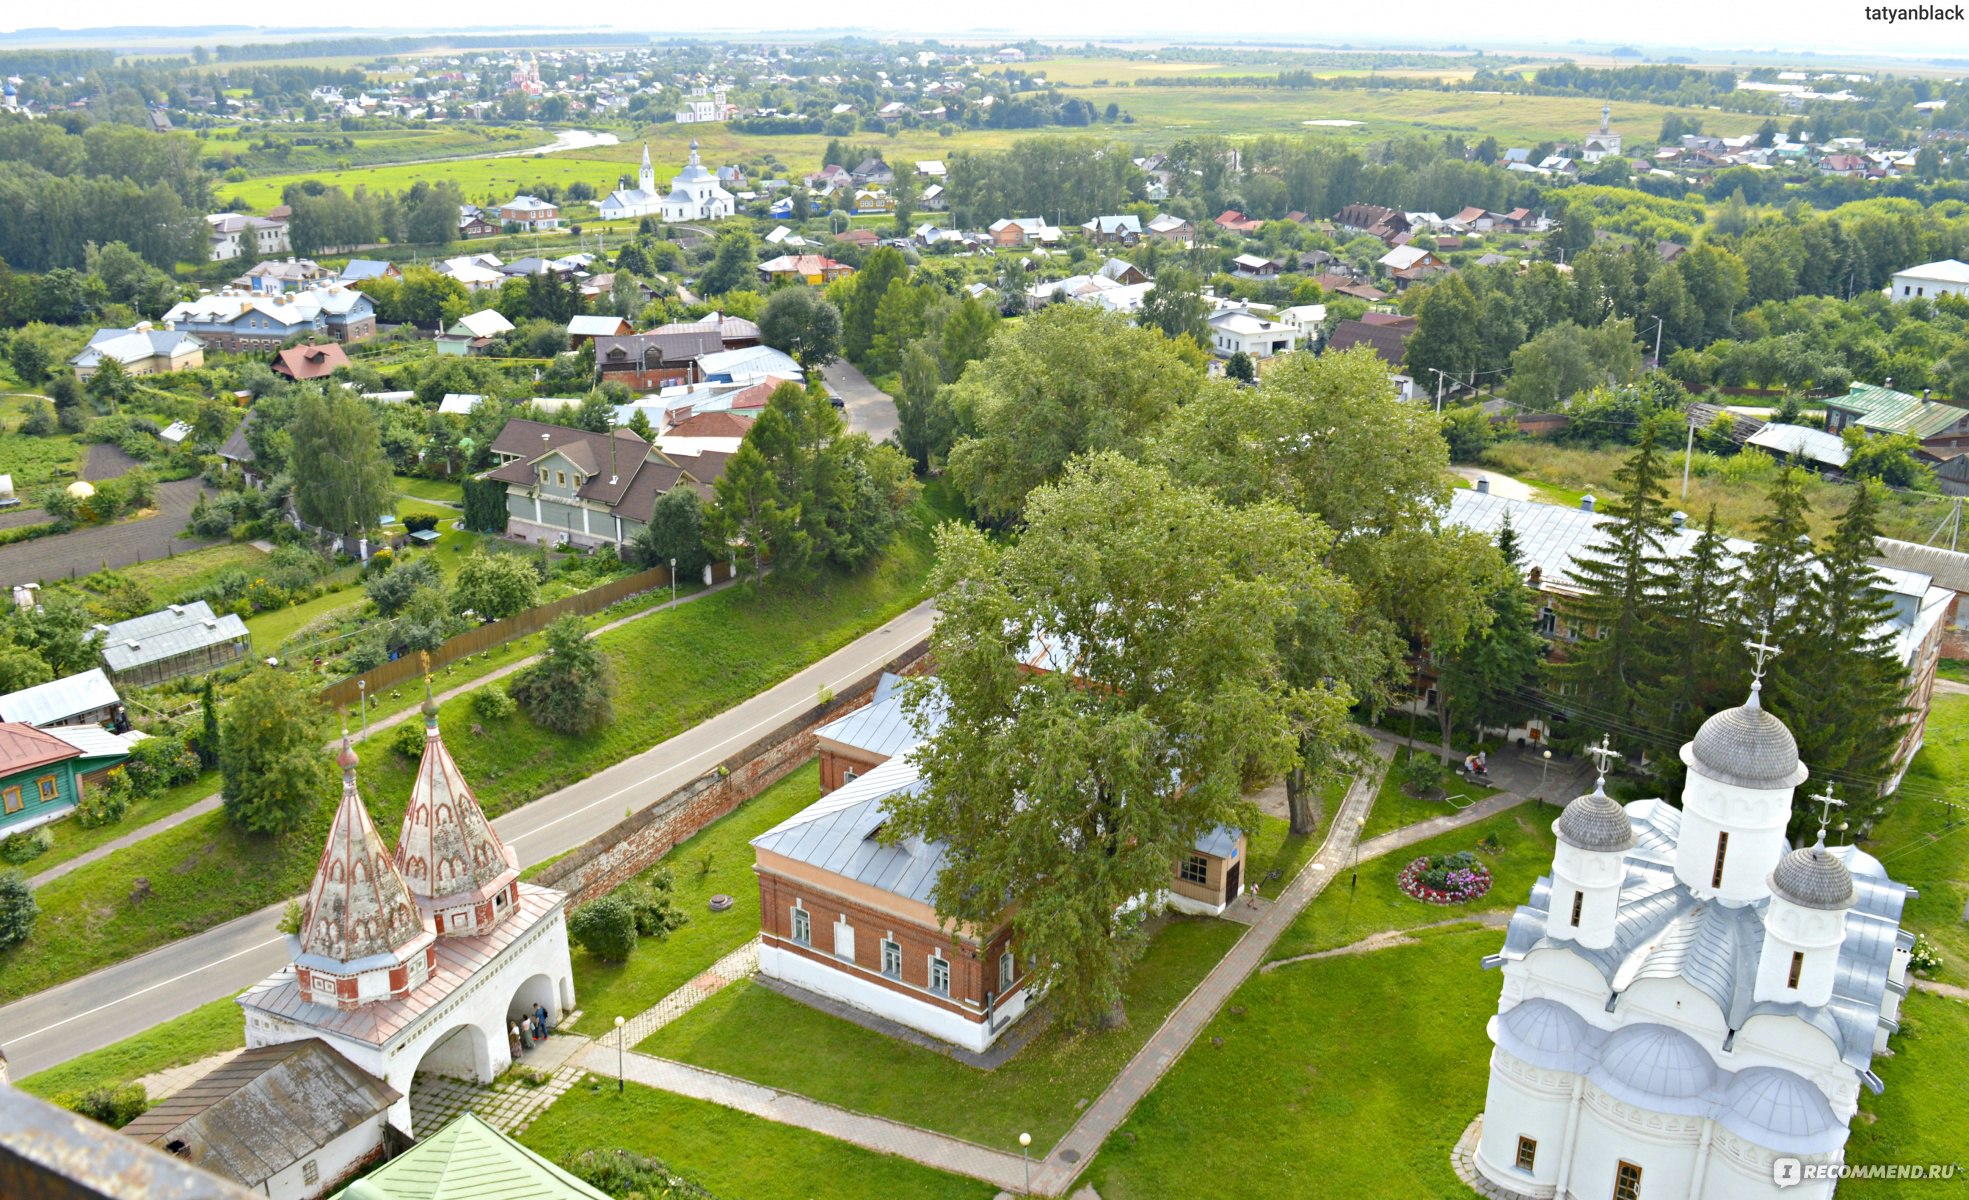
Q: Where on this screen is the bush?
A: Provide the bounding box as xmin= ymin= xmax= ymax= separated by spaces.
xmin=1909 ymin=933 xmax=1944 ymax=976
xmin=0 ymin=869 xmax=38 ymax=951
xmin=624 ymin=867 xmax=689 ymax=939
xmin=567 ymin=895 xmax=638 ymax=962
xmin=563 ymin=1149 xmax=721 ymax=1200
xmin=67 ymin=1083 xmax=149 ymax=1129
xmin=73 ymin=774 xmax=132 ymax=828
xmin=365 ymin=555 xmax=442 ymax=616
xmin=392 ymin=720 xmax=427 ymax=759
xmin=119 ymin=735 xmax=200 ymax=799
xmin=0 ymin=827 xmax=52 ymax=865
xmin=471 ymin=686 xmax=517 ymax=722
xmin=403 ymin=513 xmax=440 ymax=534
xmin=453 ymin=549 xmax=539 ymax=620
xmin=1398 ymin=750 xmax=1445 ymax=798
xmin=509 ymin=615 xmax=611 ymax=735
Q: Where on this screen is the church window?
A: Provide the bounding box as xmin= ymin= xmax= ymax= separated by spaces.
xmin=1613 ymin=1161 xmax=1642 ymax=1200
xmin=1711 ymin=832 xmax=1729 ymax=888
xmin=929 ymin=955 xmax=950 ymax=996
xmin=37 ymin=776 xmax=58 ymax=803
xmin=834 ymin=917 xmax=855 ymax=963
xmin=1569 ymin=892 xmax=1583 ymax=927
xmin=882 ymin=938 xmax=901 ymax=979
xmin=1000 ymin=950 xmax=1016 ymax=991
xmin=791 ymin=905 xmax=810 ymax=946
xmin=2 ymin=786 xmax=20 ymax=814
xmin=1180 ymin=855 xmax=1209 ymax=885
xmin=1515 ymin=1137 xmax=1537 ymax=1171
xmin=1788 ymin=951 xmax=1804 ymax=989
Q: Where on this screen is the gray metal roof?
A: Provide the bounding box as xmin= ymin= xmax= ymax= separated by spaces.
xmin=1491 ymin=797 xmax=1911 ymax=1081
xmin=1556 ymin=785 xmax=1635 ymax=853
xmin=751 ymin=755 xmax=945 ymax=905
xmin=811 ymin=674 xmax=943 ymax=762
xmin=46 ymin=724 xmax=144 ymax=761
xmin=1746 ymin=422 xmax=1849 ymax=469
xmin=0 ymin=668 xmax=118 ymax=727
xmin=98 ymin=602 xmax=250 ymax=672
xmin=1682 ymin=691 xmax=1809 ymax=790
xmin=1872 ymin=535 xmax=1969 ymax=594
xmin=1771 ymin=842 xmax=1857 ymax=910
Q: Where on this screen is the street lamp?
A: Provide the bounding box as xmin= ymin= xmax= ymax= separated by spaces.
xmin=357 ymin=679 xmax=368 ymax=742
xmin=1350 ymin=816 xmax=1365 ymax=889
xmin=614 ymin=1015 xmax=625 ymax=1093
xmin=669 ymin=557 xmax=677 ymax=606
xmin=1538 ymin=748 xmax=1552 ymax=811
xmin=1019 ymin=1132 xmax=1032 ymax=1194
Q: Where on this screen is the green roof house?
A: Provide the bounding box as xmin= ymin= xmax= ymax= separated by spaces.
xmin=335 ymin=1113 xmax=608 ymax=1200
xmin=1823 ymin=383 xmax=1969 ymax=457
xmin=0 ymin=721 xmax=141 ymax=836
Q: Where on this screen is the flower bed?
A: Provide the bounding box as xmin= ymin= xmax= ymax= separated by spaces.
xmin=1397 ymin=850 xmax=1492 ymax=905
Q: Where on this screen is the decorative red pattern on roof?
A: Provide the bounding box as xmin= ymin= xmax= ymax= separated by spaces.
xmin=298 ymin=742 xmax=426 ymax=968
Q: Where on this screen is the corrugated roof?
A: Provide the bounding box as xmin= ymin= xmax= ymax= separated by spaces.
xmin=1746 ymin=422 xmax=1848 ymax=468
xmin=45 ymin=724 xmax=144 ymax=761
xmin=0 ymin=721 xmax=80 ymax=776
xmin=812 ymin=674 xmax=942 ymax=761
xmin=122 ymin=1040 xmax=396 ymax=1189
xmin=98 ymin=602 xmax=250 ymax=673
xmin=330 ymin=1112 xmax=607 ymax=1200
xmin=1872 ymin=536 xmax=1969 ymax=594
xmin=1826 ymin=383 xmax=1969 ymax=440
xmin=0 ymin=668 xmax=119 ymax=727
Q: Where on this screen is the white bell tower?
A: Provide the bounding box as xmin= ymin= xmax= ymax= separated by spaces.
xmin=1756 ymin=789 xmax=1857 ymax=1007
xmin=1546 ymin=737 xmax=1633 ymax=950
xmin=637 ymin=143 xmax=655 ymax=194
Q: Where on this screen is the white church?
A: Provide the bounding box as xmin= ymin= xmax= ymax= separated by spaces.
xmin=1470 ymin=650 xmax=1915 ymax=1200
xmin=599 ymin=141 xmax=734 ymax=223
xmin=238 ymin=685 xmax=575 ymax=1137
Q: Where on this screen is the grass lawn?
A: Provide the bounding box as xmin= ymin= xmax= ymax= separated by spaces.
xmin=1861 ymin=692 xmax=1969 ymax=988
xmin=567 ymin=761 xmax=821 ymax=1036
xmin=521 ymin=1078 xmax=998 ymax=1200
xmin=394 ymin=475 xmax=466 ymax=505
xmin=1267 ymin=806 xmax=1555 ymax=962
xmin=1361 ymin=746 xmax=1504 ymax=844
xmin=15 ymin=991 xmax=244 ymax=1104
xmin=639 ymin=915 xmax=1244 ymax=1153
xmin=26 ymin=770 xmax=219 ymax=874
xmin=1844 ymin=987 xmax=1969 ymax=1196
xmin=60 ymin=542 xmax=271 ymax=607
xmin=1077 ymin=924 xmax=1504 ymax=1199
xmin=0 ymin=494 xmax=948 ymax=1006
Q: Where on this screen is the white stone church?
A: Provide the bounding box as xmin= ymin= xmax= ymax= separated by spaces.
xmin=599 ymin=141 xmax=734 ymax=223
xmin=1470 ymin=660 xmax=1915 ymax=1200
xmin=238 ymin=688 xmax=575 ymax=1136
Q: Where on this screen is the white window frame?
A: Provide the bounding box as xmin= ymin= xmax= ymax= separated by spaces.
xmin=929 ymin=954 xmax=950 ymax=997
xmin=999 ymin=949 xmax=1015 ymax=991
xmin=842 ymin=767 xmax=859 ymax=784
xmin=791 ymin=904 xmax=810 ymax=946
xmin=881 ymin=937 xmax=902 ymax=979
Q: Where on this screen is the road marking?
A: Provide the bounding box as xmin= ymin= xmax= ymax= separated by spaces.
xmin=504 ymin=620 xmax=920 ymax=849
xmin=3 ymin=934 xmax=287 ymax=1051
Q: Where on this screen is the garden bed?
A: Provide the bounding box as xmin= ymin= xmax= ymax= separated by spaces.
xmin=1396 ymin=851 xmax=1493 ymax=905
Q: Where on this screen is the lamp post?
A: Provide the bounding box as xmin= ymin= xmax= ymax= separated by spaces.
xmin=614 ymin=1015 xmax=625 ymax=1093
xmin=357 ymin=679 xmax=368 ymax=742
xmin=1019 ymin=1132 xmax=1032 ymax=1194
xmin=1351 ymin=816 xmax=1365 ymax=890
xmin=669 ymin=557 xmax=677 ymax=606
xmin=1539 ymin=748 xmax=1552 ymax=811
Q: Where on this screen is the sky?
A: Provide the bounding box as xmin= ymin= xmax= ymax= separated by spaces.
xmin=5 ymin=3 xmax=1969 ymax=59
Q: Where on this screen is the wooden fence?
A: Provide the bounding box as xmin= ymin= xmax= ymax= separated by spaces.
xmin=317 ymin=559 xmax=732 ymax=710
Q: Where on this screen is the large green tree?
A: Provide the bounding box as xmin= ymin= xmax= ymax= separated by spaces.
xmin=508 ymin=615 xmax=613 ymax=736
xmin=758 ymin=286 xmax=842 ymax=367
xmin=839 ymin=246 xmax=906 ymax=362
xmin=220 ymin=669 xmax=334 ymax=835
xmin=885 ymin=454 xmax=1350 ymax=1027
xmin=1435 ymin=515 xmax=1547 ymax=748
xmin=288 ymin=387 xmax=394 ymax=541
xmin=451 ymin=548 xmax=540 ymax=620
xmin=1637 ymin=505 xmax=1743 ymax=755
xmin=1134 ymin=266 xmax=1209 ymax=345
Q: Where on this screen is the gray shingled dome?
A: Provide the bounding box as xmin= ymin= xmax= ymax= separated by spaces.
xmin=1769 ymin=842 xmax=1856 ymax=910
xmin=1556 ymin=786 xmax=1635 ymax=853
xmin=1680 ymin=692 xmax=1810 ymax=790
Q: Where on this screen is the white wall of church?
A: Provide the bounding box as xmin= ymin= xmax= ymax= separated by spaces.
xmin=1474 ymin=1048 xmax=1571 ymax=1198
xmin=1568 ymin=1088 xmax=1703 ymax=1200
xmin=1673 ymin=773 xmax=1792 ymax=902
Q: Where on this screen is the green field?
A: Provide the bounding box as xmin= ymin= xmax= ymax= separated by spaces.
xmin=15 ymin=992 xmax=245 ymax=1105
xmin=200 ymin=123 xmax=550 ymax=172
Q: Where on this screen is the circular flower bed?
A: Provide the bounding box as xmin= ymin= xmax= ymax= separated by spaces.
xmin=1398 ymin=850 xmax=1493 ymax=905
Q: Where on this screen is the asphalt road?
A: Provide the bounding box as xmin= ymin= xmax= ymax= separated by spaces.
xmin=0 ymin=598 xmax=938 ymax=1078
xmin=821 ymin=358 xmax=900 ymax=445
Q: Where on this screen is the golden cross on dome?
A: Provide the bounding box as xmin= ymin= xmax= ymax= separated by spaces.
xmin=1585 ymin=734 xmax=1622 ymax=789
xmin=1809 ymin=786 xmax=1846 ymax=846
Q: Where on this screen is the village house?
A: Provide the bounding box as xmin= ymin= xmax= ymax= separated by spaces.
xmin=162 ymin=287 xmax=376 ymax=352
xmin=565 ymin=315 xmax=632 ymax=347
xmin=205 ymin=212 xmax=291 ymax=262
xmin=271 ymin=342 xmax=350 ymax=381
xmin=498 ymin=195 xmax=561 ymax=231
xmin=1889 ymin=259 xmax=1969 ymax=302
xmin=1208 ymin=306 xmax=1302 ymax=360
xmin=436 ymin=309 xmax=516 ymax=356
xmin=457 ymin=208 xmax=501 ymax=239
xmin=988 ymin=217 xmax=1062 ymax=247
xmin=337 ymin=259 xmax=400 ymax=285
xmin=233 ymin=258 xmax=332 ymax=293
xmin=68 ymin=323 xmax=204 ymax=379
xmin=1332 ymin=203 xmax=1411 ymax=244
xmin=594 ymin=327 xmax=725 ymax=390
xmin=1146 ymin=213 xmax=1192 ymax=242
xmin=483 ymin=419 xmax=729 ymax=550
xmin=1082 ymin=214 xmax=1144 ymax=245
xmin=1378 ymin=244 xmax=1450 ymax=289
xmin=1231 ymin=253 xmax=1283 ymax=280
xmin=757 ymin=254 xmax=855 ymax=286
xmin=1823 ymin=382 xmax=1969 ymax=459
xmin=1213 ymin=210 xmax=1263 ymax=235
xmin=1326 ymin=315 xmax=1417 ymax=400
xmin=0 ymin=668 xmax=123 ymax=731
xmin=0 ymin=720 xmax=142 ymax=836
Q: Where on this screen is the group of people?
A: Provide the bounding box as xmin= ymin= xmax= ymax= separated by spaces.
xmin=1462 ymin=750 xmax=1489 ymax=777
xmin=507 ymin=1003 xmax=552 ymax=1059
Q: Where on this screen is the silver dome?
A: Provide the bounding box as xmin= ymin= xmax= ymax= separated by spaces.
xmin=1769 ymin=842 xmax=1856 ymax=910
xmin=1496 ymin=999 xmax=1598 ymax=1074
xmin=1717 ymin=1067 xmax=1844 ymax=1156
xmin=1680 ymin=689 xmax=1809 ymax=790
xmin=1555 ymin=785 xmax=1635 ymax=853
xmin=1594 ymin=1023 xmax=1715 ymax=1102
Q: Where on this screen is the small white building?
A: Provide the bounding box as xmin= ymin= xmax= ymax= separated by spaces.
xmin=1889 ymin=258 xmax=1969 ymax=301
xmin=1207 ymin=307 xmax=1302 ymax=360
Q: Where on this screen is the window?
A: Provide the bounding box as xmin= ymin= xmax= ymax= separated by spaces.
xmin=302 ymin=1160 xmax=319 ymax=1186
xmin=1711 ymin=832 xmax=1729 ymax=888
xmin=1614 ymin=1161 xmax=1643 ymax=1200
xmin=791 ymin=905 xmax=810 ymax=946
xmin=1569 ymin=892 xmax=1584 ymax=928
xmin=834 ymin=918 xmax=855 ymax=963
xmin=2 ymin=787 xmax=20 ymax=815
xmin=1515 ymin=1137 xmax=1537 ymax=1172
xmin=1180 ymin=854 xmax=1209 ymax=886
xmin=1537 ymin=606 xmax=1557 ymax=636
xmin=1788 ymin=950 xmax=1805 ymax=989
xmin=882 ymin=938 xmax=902 ymax=979
xmin=36 ymin=776 xmax=58 ymax=803
xmin=929 ymin=955 xmax=950 ymax=996
xmin=842 ymin=768 xmax=859 ymax=785
xmin=556 ymin=471 xmax=567 ymax=488
xmin=1000 ymin=950 xmax=1015 ymax=991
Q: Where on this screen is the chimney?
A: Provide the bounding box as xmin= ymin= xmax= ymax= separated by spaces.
xmin=1671 ymin=510 xmax=1687 ymax=531
xmin=1581 ymin=494 xmax=1596 ymax=513
xmin=1475 ymin=476 xmax=1489 ymax=494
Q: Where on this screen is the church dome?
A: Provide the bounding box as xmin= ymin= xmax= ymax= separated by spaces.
xmin=1496 ymin=999 xmax=1596 ymax=1072
xmin=1594 ymin=1023 xmax=1715 ymax=1102
xmin=1769 ymin=841 xmax=1856 ymax=910
xmin=1717 ymin=1067 xmax=1843 ymax=1155
xmin=1680 ymin=689 xmax=1808 ymax=790
xmin=1556 ymin=785 xmax=1634 ymax=853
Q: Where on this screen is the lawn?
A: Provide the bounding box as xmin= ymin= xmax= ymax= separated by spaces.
xmin=639 ymin=915 xmax=1244 ymax=1153
xmin=521 ymin=1078 xmax=998 ymax=1200
xmin=0 ymin=494 xmax=948 ymax=1005
xmin=25 ymin=769 xmax=219 ymax=874
xmin=1843 ymin=987 xmax=1969 ymax=1197
xmin=1077 ymin=924 xmax=1505 ymax=1199
xmin=1267 ymin=806 xmax=1556 ymax=962
xmin=52 ymin=543 xmax=271 ymax=615
xmin=14 ymin=991 xmax=244 ymax=1104
xmin=567 ymin=761 xmax=821 ymax=1036
xmin=1361 ymin=745 xmax=1504 ymax=844
xmin=394 ymin=474 xmax=466 ymax=505
xmin=1861 ymin=692 xmax=1969 ymax=988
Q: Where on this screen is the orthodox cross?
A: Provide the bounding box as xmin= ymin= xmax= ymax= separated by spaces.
xmin=1744 ymin=622 xmax=1783 ymax=684
xmin=1585 ymin=734 xmax=1623 ymax=789
xmin=1808 ymin=787 xmax=1847 ymax=846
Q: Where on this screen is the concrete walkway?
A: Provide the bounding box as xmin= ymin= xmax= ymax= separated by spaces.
xmin=1934 ymin=678 xmax=1969 ymax=697
xmin=1450 ymin=465 xmax=1535 ymax=501
xmin=25 ymin=575 xmax=744 ymax=890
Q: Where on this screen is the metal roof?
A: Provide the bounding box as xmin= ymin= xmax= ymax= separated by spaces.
xmin=1746 ymin=422 xmax=1849 ymax=468
xmin=333 ymin=1112 xmax=608 ymax=1199
xmin=1825 ymin=383 xmax=1969 ymax=440
xmin=812 ymin=674 xmax=943 ymax=761
xmin=1871 ymin=536 xmax=1969 ymax=594
xmin=0 ymin=668 xmax=119 ymax=727
xmin=97 ymin=602 xmax=250 ymax=673
xmin=45 ymin=724 xmax=144 ymax=761
xmin=122 ymin=1040 xmax=396 ymax=1189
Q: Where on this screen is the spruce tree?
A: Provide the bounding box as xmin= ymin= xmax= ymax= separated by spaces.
xmin=1437 ymin=514 xmax=1546 ymax=746
xmin=1768 ymin=483 xmax=1908 ymax=809
xmin=1739 ymin=464 xmax=1814 ymax=646
xmin=1637 ymin=505 xmax=1743 ymax=758
xmin=1549 ymin=426 xmax=1675 ymax=736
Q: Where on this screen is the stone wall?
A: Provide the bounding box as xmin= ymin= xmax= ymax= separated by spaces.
xmin=533 ymin=638 xmax=930 ymax=907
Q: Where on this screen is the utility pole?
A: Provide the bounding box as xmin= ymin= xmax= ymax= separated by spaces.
xmin=1682 ymin=414 xmax=1697 ymax=500
xmin=1644 ymin=315 xmax=1664 ymax=370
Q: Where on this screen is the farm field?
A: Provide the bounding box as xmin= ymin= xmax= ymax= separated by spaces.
xmin=199 ymin=123 xmax=552 ymax=172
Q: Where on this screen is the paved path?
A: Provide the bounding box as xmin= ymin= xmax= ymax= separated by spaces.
xmin=820 ymin=358 xmax=899 ymax=445
xmin=0 ymin=477 xmax=217 ymax=586
xmin=1355 ymin=785 xmax=1553 ymax=864
xmin=28 ymin=793 xmax=226 ymax=888
xmin=1450 ymin=465 xmax=1535 ymax=501
xmin=0 ymin=595 xmax=940 ymax=1077
xmin=1263 ymin=912 xmax=1512 ymax=972
xmin=1913 ymin=978 xmax=1969 ymax=1003
xmin=1935 ymin=678 xmax=1969 ymax=697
